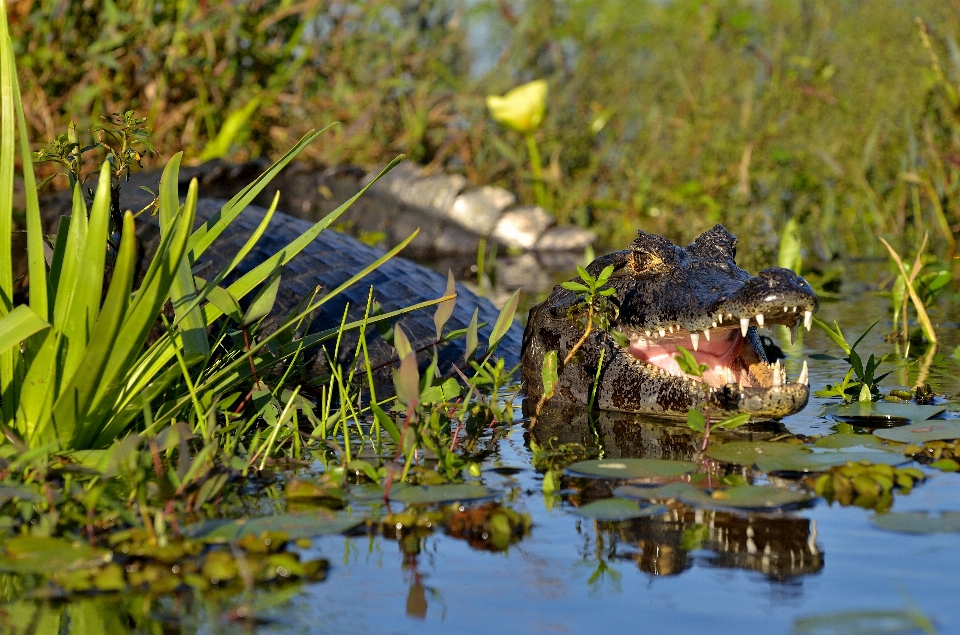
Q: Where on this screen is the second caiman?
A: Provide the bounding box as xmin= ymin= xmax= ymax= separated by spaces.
xmin=521 ymin=225 xmax=818 ymax=419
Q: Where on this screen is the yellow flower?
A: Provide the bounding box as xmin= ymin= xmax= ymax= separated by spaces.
xmin=486 ymin=80 xmax=548 ymax=134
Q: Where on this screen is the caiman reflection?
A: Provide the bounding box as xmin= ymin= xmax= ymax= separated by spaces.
xmin=528 ymin=404 xmax=824 ymax=581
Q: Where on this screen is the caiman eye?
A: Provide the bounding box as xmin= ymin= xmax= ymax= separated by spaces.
xmin=632 ymin=249 xmax=662 ymax=272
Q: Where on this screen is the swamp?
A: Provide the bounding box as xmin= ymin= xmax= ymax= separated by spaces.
xmin=1 ymin=1 xmax=960 ymax=633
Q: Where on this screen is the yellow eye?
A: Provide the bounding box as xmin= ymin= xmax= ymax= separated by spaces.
xmin=633 ymin=250 xmax=663 ymax=272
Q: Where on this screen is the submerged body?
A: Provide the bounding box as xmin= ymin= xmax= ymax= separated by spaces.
xmin=521 ymin=225 xmax=818 ymax=418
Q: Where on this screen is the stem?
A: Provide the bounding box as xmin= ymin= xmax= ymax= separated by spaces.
xmin=564 ymin=306 xmax=594 ymax=366
xmin=525 ymin=132 xmax=547 ymax=208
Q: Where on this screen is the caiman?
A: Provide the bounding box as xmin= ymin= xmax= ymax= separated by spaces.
xmin=521 ymin=225 xmax=818 ymax=419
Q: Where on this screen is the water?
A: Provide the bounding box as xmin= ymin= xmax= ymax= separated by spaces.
xmin=261 ymin=272 xmax=960 ymax=634
xmin=4 ymin=263 xmax=959 ymax=635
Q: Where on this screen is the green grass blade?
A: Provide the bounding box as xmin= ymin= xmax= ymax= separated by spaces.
xmin=162 ymin=168 xmax=209 ymax=363
xmin=47 ymin=216 xmax=71 ymax=304
xmin=200 ymin=156 xmax=405 ymax=325
xmin=187 ymin=127 xmax=334 ymax=259
xmin=488 ymin=289 xmax=520 ymax=351
xmin=52 ymin=187 xmax=88 ymax=329
xmin=58 ymin=163 xmax=111 ymax=384
xmin=0 ymin=20 xmax=18 ymax=425
xmin=11 ymin=43 xmax=46 ymax=321
xmin=0 ymin=305 xmax=49 ymax=355
xmin=48 ymin=212 xmax=138 ymax=449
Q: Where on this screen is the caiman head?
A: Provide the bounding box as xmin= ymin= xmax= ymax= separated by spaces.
xmin=521 ymin=225 xmax=819 ymax=419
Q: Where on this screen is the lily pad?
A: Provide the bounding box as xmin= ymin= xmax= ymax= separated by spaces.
xmin=566 ymin=458 xmax=697 ymax=480
xmin=0 ymin=536 xmax=110 ymax=573
xmin=707 ymin=441 xmax=907 ymax=472
xmin=793 ymin=609 xmax=935 ymax=635
xmin=183 ymin=512 xmax=364 ymax=541
xmin=614 ymin=483 xmax=701 ymax=501
xmin=825 ymin=402 xmax=945 ymax=427
xmin=572 ymin=498 xmax=669 ymax=521
xmin=873 ymin=420 xmax=960 ymax=444
xmin=705 ymin=441 xmax=801 ymax=466
xmin=387 ymin=483 xmax=496 ymax=505
xmin=813 ymin=434 xmax=886 ymax=450
xmin=677 ymin=484 xmax=809 ymax=510
xmin=870 ymin=511 xmax=960 ymax=534
xmin=755 ymin=450 xmax=907 ymax=473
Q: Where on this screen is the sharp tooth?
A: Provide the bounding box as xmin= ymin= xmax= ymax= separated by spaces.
xmin=645 ymin=330 xmax=651 ymax=337
xmin=798 ymin=360 xmax=809 ymax=386
xmin=659 ymin=329 xmax=666 ymax=337
xmin=792 ymin=306 xmax=798 ymax=312
xmin=790 ymin=322 xmax=799 ymax=345
xmin=772 ymin=360 xmax=782 ymax=387
xmin=783 ymin=306 xmax=789 ymax=313
xmin=704 ymin=327 xmax=711 ymax=341
xmin=727 ymin=368 xmax=737 ymax=385
xmin=690 ymin=332 xmax=700 ymax=351
xmin=669 ymin=325 xmax=674 ymax=333
xmin=717 ymin=314 xmax=724 ymax=323
xmin=803 ymin=310 xmax=813 ymax=331
xmin=756 ymin=313 xmax=764 ymax=327
xmin=740 ymin=317 xmax=750 ymax=337
xmin=712 ymin=321 xmax=717 ymax=328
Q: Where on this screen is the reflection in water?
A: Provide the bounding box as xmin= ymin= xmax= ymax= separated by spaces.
xmin=528 ymin=402 xmax=824 ymax=583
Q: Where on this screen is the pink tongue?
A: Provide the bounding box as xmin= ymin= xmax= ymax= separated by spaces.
xmin=627 ymin=330 xmax=745 ymax=388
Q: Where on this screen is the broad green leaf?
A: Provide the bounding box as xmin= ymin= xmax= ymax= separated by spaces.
xmin=686 ymin=409 xmax=705 ymax=432
xmin=392 ymin=352 xmax=420 ymax=407
xmin=488 ymin=289 xmax=520 ymax=350
xmin=814 ymin=433 xmax=886 ymax=449
xmin=706 ymin=441 xmax=906 ymax=472
xmin=387 ymin=483 xmax=495 ymax=504
xmin=793 ymin=609 xmax=936 ymax=635
xmin=567 ymin=458 xmax=698 ymax=479
xmin=573 ymin=498 xmax=668 ymax=520
xmin=372 ymin=403 xmax=400 ymax=444
xmin=871 ymin=511 xmax=960 ymax=534
xmin=677 ymin=484 xmax=809 ymax=510
xmin=716 ymin=413 xmax=751 ymax=430
xmin=0 ymin=305 xmax=49 ymax=355
xmin=394 ymin=324 xmax=413 ymax=359
xmin=874 ymin=420 xmax=960 ymax=444
xmin=674 ymin=346 xmax=706 ymax=377
xmin=826 ymin=402 xmax=945 ymax=425
xmin=0 ymin=8 xmax=18 ymax=424
xmin=433 ymin=270 xmax=457 ymax=339
xmin=183 ymin=512 xmax=363 ymax=541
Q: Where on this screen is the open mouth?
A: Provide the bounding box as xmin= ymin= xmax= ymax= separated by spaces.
xmin=624 ymin=305 xmax=813 ymax=390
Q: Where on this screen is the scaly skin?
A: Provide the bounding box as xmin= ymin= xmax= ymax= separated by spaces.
xmin=521 ymin=225 xmax=818 ymax=419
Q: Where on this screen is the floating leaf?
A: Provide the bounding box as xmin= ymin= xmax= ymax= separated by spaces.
xmin=0 ymin=537 xmax=110 ymax=573
xmin=572 ymin=498 xmax=668 ymax=521
xmin=793 ymin=609 xmax=937 ymax=635
xmin=678 ymin=485 xmax=809 ymax=511
xmin=387 ymin=483 xmax=495 ymax=505
xmin=826 ymin=402 xmax=945 ymax=427
xmin=871 ymin=511 xmax=960 ymax=534
xmin=567 ymin=458 xmax=698 ymax=480
xmin=705 ymin=441 xmax=801 ymax=466
xmin=874 ymin=420 xmax=960 ymax=444
xmin=707 ymin=441 xmax=906 ymax=472
xmin=813 ymin=434 xmax=886 ymax=450
xmin=614 ymin=483 xmax=701 ymax=501
xmin=183 ymin=512 xmax=363 ymax=541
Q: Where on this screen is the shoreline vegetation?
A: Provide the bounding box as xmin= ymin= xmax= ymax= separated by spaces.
xmin=7 ymin=0 xmax=960 ymax=265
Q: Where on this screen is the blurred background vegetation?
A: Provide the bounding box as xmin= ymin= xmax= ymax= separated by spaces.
xmin=7 ymin=0 xmax=960 ymax=267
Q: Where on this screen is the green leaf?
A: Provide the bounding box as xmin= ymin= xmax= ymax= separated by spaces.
xmin=0 ymin=536 xmax=110 ymax=574
xmin=465 ymin=308 xmax=479 ymax=361
xmin=777 ymin=217 xmax=802 ymax=273
xmin=874 ymin=420 xmax=960 ymax=444
xmin=871 ymin=511 xmax=960 ymax=534
xmin=433 ymin=270 xmax=457 ymax=339
xmin=541 ymin=350 xmax=559 ymax=400
xmin=674 ymin=346 xmax=706 ymax=377
xmin=686 ymin=409 xmax=705 ymax=432
xmin=198 ymin=96 xmax=261 ymax=161
xmin=392 ymin=352 xmax=420 ymax=407
xmin=240 ymin=264 xmax=281 ymax=327
xmin=812 ymin=318 xmax=850 ymax=355
xmin=488 ymin=289 xmax=520 ymax=350
xmin=567 ymin=458 xmax=698 ymax=479
xmin=387 ymin=483 xmax=495 ymax=505
xmin=0 ymin=305 xmax=49 ymax=355
xmin=372 ymin=404 xmax=400 ymax=445
xmin=183 ymin=512 xmax=363 ymax=541
xmin=716 ymin=413 xmax=751 ymax=430
xmin=560 ymin=281 xmax=590 ymax=293
xmin=394 ymin=324 xmax=413 ymax=359
xmin=573 ymin=498 xmax=668 ymax=521
xmin=161 ymin=171 xmax=209 ymax=361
